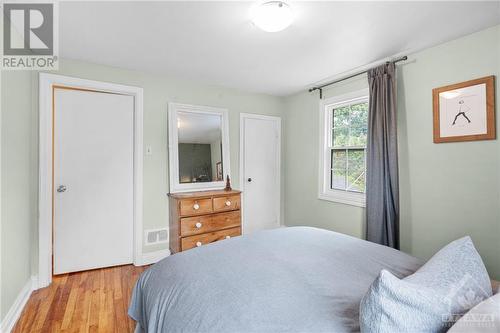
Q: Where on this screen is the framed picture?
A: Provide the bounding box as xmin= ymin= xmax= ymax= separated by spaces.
xmin=216 ymin=162 xmax=223 ymax=181
xmin=433 ymin=76 xmax=495 ymax=143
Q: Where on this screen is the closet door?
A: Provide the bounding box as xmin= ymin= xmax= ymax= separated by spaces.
xmin=240 ymin=114 xmax=281 ymax=234
xmin=53 ymin=88 xmax=134 ymax=274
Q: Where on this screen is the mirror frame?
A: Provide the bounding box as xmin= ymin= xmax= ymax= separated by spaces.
xmin=168 ymin=102 xmax=231 ymax=193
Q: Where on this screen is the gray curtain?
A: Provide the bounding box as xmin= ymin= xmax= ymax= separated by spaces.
xmin=366 ymin=62 xmax=399 ymax=249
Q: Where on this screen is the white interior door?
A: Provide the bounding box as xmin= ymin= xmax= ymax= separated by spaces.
xmin=53 ymin=88 xmax=134 ymax=274
xmin=241 ymin=114 xmax=281 ymax=234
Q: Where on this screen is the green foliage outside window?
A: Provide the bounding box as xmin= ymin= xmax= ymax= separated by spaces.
xmin=331 ymin=102 xmax=368 ymax=193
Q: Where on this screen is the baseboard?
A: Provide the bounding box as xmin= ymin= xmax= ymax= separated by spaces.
xmin=0 ymin=276 xmax=37 ymax=333
xmin=135 ymin=249 xmax=170 ymax=266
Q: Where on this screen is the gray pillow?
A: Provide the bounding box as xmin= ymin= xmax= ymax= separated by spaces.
xmin=360 ymin=236 xmax=492 ymax=333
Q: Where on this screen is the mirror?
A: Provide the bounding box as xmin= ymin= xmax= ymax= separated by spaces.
xmin=168 ymin=103 xmax=230 ymax=193
xmin=177 ymin=111 xmax=223 ymax=183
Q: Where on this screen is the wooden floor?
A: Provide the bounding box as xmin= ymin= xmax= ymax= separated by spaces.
xmin=12 ymin=265 xmax=148 ymax=333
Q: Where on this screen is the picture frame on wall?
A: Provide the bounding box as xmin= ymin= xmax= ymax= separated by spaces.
xmin=432 ymin=76 xmax=495 ymax=143
xmin=216 ymin=161 xmax=223 ymax=181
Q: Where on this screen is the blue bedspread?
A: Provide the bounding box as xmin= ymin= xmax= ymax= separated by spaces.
xmin=129 ymin=227 xmax=421 ymax=332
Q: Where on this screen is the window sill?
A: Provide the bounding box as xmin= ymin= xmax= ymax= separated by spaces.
xmin=318 ymin=191 xmax=366 ymax=208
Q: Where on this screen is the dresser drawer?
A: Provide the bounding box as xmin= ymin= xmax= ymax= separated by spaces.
xmin=181 ymin=227 xmax=241 ymax=251
xmin=180 ymin=211 xmax=241 ymax=237
xmin=179 ymin=198 xmax=212 ymax=216
xmin=213 ymin=195 xmax=240 ymax=212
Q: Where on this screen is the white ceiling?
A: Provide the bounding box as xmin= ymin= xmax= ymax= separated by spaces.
xmin=60 ymin=1 xmax=500 ymax=96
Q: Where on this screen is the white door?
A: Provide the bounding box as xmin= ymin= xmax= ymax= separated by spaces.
xmin=53 ymin=88 xmax=134 ymax=274
xmin=240 ymin=114 xmax=281 ymax=234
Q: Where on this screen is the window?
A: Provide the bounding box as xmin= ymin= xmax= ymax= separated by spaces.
xmin=318 ymin=89 xmax=368 ymax=207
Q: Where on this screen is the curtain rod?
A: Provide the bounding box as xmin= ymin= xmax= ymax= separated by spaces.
xmin=308 ymin=55 xmax=408 ymax=99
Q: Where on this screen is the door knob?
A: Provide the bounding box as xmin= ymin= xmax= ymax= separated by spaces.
xmin=57 ymin=185 xmax=67 ymax=193
xmin=247 ymin=178 xmax=252 ymax=182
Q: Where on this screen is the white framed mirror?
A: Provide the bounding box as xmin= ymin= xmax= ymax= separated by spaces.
xmin=168 ymin=103 xmax=231 ymax=193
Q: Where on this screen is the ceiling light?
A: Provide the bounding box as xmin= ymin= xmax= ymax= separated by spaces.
xmin=251 ymin=1 xmax=294 ymax=33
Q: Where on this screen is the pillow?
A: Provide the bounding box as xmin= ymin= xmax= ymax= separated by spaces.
xmin=447 ymin=292 xmax=500 ymax=333
xmin=360 ymin=236 xmax=492 ymax=333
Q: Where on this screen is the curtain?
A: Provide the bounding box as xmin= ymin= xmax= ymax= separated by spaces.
xmin=366 ymin=62 xmax=399 ymax=249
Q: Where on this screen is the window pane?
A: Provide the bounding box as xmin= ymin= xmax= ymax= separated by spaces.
xmin=347 ymin=149 xmax=365 ymax=193
xmin=332 ymin=127 xmax=348 ymax=147
xmin=331 ymin=149 xmax=346 ymax=190
xmin=333 ymin=106 xmax=350 ymax=128
xmin=348 ymin=102 xmax=368 ymax=146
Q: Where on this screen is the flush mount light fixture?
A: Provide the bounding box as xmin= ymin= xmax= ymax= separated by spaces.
xmin=251 ymin=1 xmax=294 ymax=32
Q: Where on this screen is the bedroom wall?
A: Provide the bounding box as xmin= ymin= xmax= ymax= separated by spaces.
xmin=1 ymin=70 xmax=37 ymax=321
xmin=284 ymin=25 xmax=500 ymax=279
xmin=0 ymin=59 xmax=285 ymax=322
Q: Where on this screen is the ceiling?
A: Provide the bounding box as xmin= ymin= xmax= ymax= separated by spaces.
xmin=60 ymin=1 xmax=500 ymax=96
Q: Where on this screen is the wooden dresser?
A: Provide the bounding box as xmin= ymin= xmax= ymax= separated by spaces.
xmin=168 ymin=189 xmax=242 ymax=253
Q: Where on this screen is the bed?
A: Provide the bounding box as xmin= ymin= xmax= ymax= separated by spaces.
xmin=129 ymin=227 xmax=422 ymax=332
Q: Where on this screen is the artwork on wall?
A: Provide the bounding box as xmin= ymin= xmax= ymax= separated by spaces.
xmin=216 ymin=162 xmax=223 ymax=181
xmin=433 ymin=76 xmax=495 ymax=143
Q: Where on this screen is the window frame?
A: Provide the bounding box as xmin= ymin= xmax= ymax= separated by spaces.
xmin=318 ymin=89 xmax=369 ymax=207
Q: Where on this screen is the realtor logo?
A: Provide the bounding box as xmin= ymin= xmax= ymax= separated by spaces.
xmin=1 ymin=1 xmax=58 ymax=70
xmin=4 ymin=3 xmax=53 ymax=55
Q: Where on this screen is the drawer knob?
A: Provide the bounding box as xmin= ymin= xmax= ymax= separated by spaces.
xmin=195 ymin=222 xmax=202 ymax=228
xmin=225 ymin=236 xmax=231 ymax=239
xmin=193 ymin=203 xmax=200 ymax=210
xmin=196 ymin=241 xmax=202 ymax=247
xmin=225 ymin=200 xmax=231 ymax=206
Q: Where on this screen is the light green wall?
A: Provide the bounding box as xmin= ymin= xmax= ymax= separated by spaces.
xmin=1 ymin=70 xmax=37 ymax=320
xmin=0 ymin=59 xmax=284 ymax=321
xmin=284 ymin=78 xmax=368 ymax=238
xmin=397 ymin=25 xmax=500 ymax=279
xmin=284 ymin=25 xmax=500 ymax=279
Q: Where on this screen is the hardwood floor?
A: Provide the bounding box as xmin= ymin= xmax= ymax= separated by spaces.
xmin=12 ymin=265 xmax=148 ymax=333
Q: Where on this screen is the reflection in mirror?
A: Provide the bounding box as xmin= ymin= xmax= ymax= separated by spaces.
xmin=177 ymin=111 xmax=223 ymax=184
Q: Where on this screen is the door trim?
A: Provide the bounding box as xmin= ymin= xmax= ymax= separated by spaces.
xmin=38 ymin=73 xmax=144 ymax=289
xmin=239 ymin=113 xmax=281 ymax=234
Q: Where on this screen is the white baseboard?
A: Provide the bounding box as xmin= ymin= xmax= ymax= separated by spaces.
xmin=0 ymin=276 xmax=37 ymax=333
xmin=135 ymin=249 xmax=170 ymax=266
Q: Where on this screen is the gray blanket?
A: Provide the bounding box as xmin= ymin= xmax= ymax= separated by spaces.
xmin=129 ymin=227 xmax=422 ymax=332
